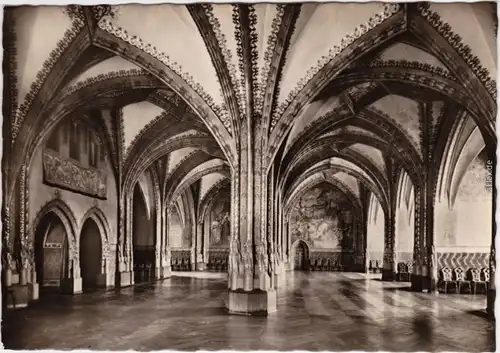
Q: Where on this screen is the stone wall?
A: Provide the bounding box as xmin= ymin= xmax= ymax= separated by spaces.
xmin=367 ymin=198 xmax=384 ymax=264
xmin=434 ymin=154 xmax=492 ymax=271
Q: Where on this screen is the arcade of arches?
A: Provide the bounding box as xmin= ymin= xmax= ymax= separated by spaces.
xmin=2 ymin=3 xmax=497 ymax=350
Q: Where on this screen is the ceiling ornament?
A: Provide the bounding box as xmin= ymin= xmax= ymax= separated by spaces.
xmin=97 ymin=9 xmax=233 ymax=135
xmin=248 ymin=5 xmax=260 ymax=115
xmin=11 ymin=7 xmax=86 ymax=144
xmin=232 ymin=5 xmax=260 ymax=119
xmin=269 ymin=3 xmax=401 ymax=130
xmin=202 ymin=4 xmax=245 ymax=120
xmin=254 ymin=5 xmax=288 ymax=115
xmin=417 ymin=3 xmax=497 ymax=98
xmin=367 ymin=60 xmax=456 ymax=81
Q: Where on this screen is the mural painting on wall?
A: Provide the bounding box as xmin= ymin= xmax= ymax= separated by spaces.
xmin=209 ymin=193 xmax=230 ymax=247
xmin=43 ymin=149 xmax=107 ymax=199
xmin=290 ymin=182 xmax=354 ymax=250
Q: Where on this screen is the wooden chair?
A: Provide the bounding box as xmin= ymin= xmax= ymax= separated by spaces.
xmin=321 ymin=258 xmax=328 ymax=271
xmin=454 ymin=267 xmax=471 ymax=294
xmin=482 ymin=267 xmax=490 ymax=291
xmin=439 ymin=267 xmax=456 ymax=293
xmin=470 ymin=268 xmax=488 ymax=294
xmin=407 ymin=261 xmax=414 ymax=282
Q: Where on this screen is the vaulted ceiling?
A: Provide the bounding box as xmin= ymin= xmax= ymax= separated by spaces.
xmin=4 ymin=3 xmax=497 ymax=211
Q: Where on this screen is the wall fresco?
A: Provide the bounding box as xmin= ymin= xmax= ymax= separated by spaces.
xmin=289 ymin=182 xmax=355 ymax=250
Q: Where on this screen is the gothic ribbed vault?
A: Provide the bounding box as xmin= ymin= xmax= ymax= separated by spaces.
xmin=2 ymin=2 xmax=497 ymax=316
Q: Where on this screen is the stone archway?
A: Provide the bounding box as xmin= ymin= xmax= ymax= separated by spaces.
xmin=34 ymin=212 xmax=69 ymax=294
xmin=79 ymin=218 xmax=102 ymax=292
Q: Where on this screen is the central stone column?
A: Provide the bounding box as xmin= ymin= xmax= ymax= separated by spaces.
xmin=226 ymin=72 xmax=277 ymax=315
xmin=227 ymin=120 xmax=277 ymax=315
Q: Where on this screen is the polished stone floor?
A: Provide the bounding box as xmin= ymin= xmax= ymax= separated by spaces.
xmin=2 ymin=272 xmax=495 ymax=351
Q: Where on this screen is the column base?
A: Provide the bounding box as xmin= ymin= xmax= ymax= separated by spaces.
xmin=96 ymin=273 xmax=114 ymax=288
xmin=196 ymin=262 xmax=207 ymax=271
xmin=28 ymin=282 xmax=39 ymax=301
xmin=274 ymin=263 xmax=286 ymax=289
xmin=487 ymin=289 xmax=495 ymax=320
xmin=410 ymin=274 xmax=432 ymax=292
xmin=116 ymin=271 xmax=133 ymax=288
xmin=60 ymin=278 xmax=82 ymax=294
xmin=161 ymin=266 xmax=172 ymax=279
xmin=381 ymin=270 xmax=396 ymax=281
xmin=227 ymin=289 xmax=277 ymax=316
xmin=6 ymin=284 xmax=29 ymax=309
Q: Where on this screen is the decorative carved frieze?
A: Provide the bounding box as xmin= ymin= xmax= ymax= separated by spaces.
xmin=43 ymin=149 xmax=107 ymax=199
xmin=200 ymin=4 xmax=245 ymax=119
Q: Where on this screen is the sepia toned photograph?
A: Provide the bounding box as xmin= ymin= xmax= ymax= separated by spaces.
xmin=1 ymin=2 xmax=497 ymax=351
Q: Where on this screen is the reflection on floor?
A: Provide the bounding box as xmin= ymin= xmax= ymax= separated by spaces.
xmin=2 ymin=272 xmax=494 ymax=351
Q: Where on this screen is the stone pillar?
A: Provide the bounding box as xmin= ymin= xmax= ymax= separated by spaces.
xmin=116 ymin=196 xmax=133 ymax=287
xmin=227 ymin=118 xmax=277 ymax=315
xmin=195 ymin=222 xmax=206 ymax=271
xmin=160 ymin=206 xmax=171 ymax=278
xmin=382 ymin=212 xmax=396 ymax=281
xmin=286 ymin=218 xmax=293 ymax=271
xmin=154 ymin=207 xmax=162 ymax=280
xmin=411 ymin=183 xmax=436 ymax=292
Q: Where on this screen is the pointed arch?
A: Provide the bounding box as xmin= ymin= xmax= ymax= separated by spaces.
xmin=167 ymin=162 xmax=231 ymax=208
xmin=8 ymin=72 xmax=161 ymax=204
xmin=267 ymin=7 xmax=407 ymax=163
xmin=409 ymin=5 xmax=496 ymax=150
xmin=124 ymin=133 xmax=222 ymax=198
xmin=92 ymin=25 xmax=237 ymax=166
xmin=198 ymin=178 xmax=231 ymax=225
xmin=31 ymin=198 xmax=78 ymax=261
xmin=80 ymin=206 xmax=111 ymax=244
xmin=278 ymin=108 xmax=423 ymax=186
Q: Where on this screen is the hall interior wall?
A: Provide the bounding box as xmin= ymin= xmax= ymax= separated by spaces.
xmin=288 ymin=182 xmax=361 ymax=271
xmin=366 ymin=196 xmax=385 ymax=267
xmin=27 ymin=120 xmax=118 ymax=288
xmin=434 ymin=153 xmax=492 ymax=271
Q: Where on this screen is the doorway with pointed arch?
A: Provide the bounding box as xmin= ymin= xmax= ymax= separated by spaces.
xmin=79 ymin=217 xmax=103 ymax=292
xmin=293 ymin=240 xmax=310 ymax=271
xmin=34 ymin=212 xmax=70 ymax=295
